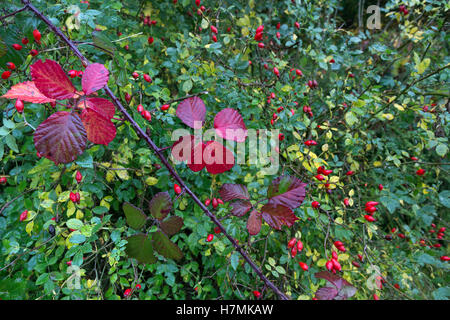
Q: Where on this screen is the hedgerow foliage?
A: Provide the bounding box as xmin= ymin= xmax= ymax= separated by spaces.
xmin=0 ymin=0 xmax=449 ymax=300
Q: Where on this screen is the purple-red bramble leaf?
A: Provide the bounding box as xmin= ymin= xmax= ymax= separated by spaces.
xmin=33 ymin=111 xmax=87 ymax=164
xmin=176 ymin=96 xmax=206 ymax=129
xmin=247 ymin=210 xmax=262 ymax=235
xmin=149 ymin=192 xmax=173 ymax=220
xmin=203 ymin=141 xmax=235 ymax=174
xmin=219 ymin=183 xmax=250 ymax=201
xmin=82 ymin=63 xmax=110 ymax=95
xmin=230 ymin=199 xmax=252 ymax=217
xmin=267 ymin=175 xmax=307 ymax=209
xmin=1 ymin=81 xmax=56 ymax=104
xmin=30 ymin=59 xmax=76 ymax=100
xmin=160 ymin=216 xmax=184 ymax=236
xmin=214 ymin=108 xmax=247 ymax=143
xmin=260 ymin=203 xmax=298 ymax=230
xmin=78 ymin=98 xmax=116 ymax=145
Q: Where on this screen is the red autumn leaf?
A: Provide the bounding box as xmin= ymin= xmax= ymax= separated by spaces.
xmin=260 ymin=203 xmax=298 ymax=230
xmin=34 ymin=111 xmax=87 ymax=164
xmin=171 ymin=137 xmax=235 ymax=174
xmin=176 ymin=96 xmax=206 ymax=129
xmin=203 ymin=140 xmax=235 ymax=174
xmin=219 ymin=183 xmax=250 ymax=201
xmin=188 ymin=141 xmax=207 ymax=172
xmin=315 ymin=286 xmax=339 ymax=300
xmin=314 ymin=272 xmax=357 ymax=300
xmin=247 ymin=210 xmax=262 ymax=235
xmin=1 ymin=81 xmax=56 ymax=104
xmin=171 ymin=135 xmax=194 ymax=162
xmin=81 ymin=109 xmax=116 ymax=145
xmin=79 ymin=97 xmax=115 ymax=119
xmin=214 ymin=108 xmax=247 ymax=142
xmin=171 ymin=135 xmax=206 ymax=172
xmin=230 ymin=199 xmax=252 ymax=216
xmin=79 ymin=97 xmax=116 ymax=145
xmin=267 ymin=175 xmax=307 ymax=209
xmin=82 ymin=63 xmax=109 ymax=96
xmin=30 ymin=59 xmax=76 ymax=100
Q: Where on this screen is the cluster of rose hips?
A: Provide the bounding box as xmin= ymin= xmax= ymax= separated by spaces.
xmin=184 ymin=0 xmax=207 ymax=16
xmin=302 ymin=105 xmax=313 ymax=118
xmin=287 ymin=237 xmax=308 ymax=271
xmin=416 ymin=168 xmax=425 ymax=176
xmin=399 ymin=5 xmax=409 ymax=15
xmin=124 ymin=283 xmax=142 ymax=297
xmin=69 ymin=171 xmax=83 ymax=204
xmin=210 ymin=25 xmax=218 ymax=42
xmin=287 ymin=68 xmax=303 ymax=81
xmin=306 ymin=79 xmax=318 ymax=89
xmin=325 ymin=242 xmax=347 ymax=273
xmin=69 ymin=192 xmax=81 ymax=204
xmin=384 ymin=227 xmax=405 ymax=241
xmin=130 ymin=71 xmax=152 ymax=83
xmin=304 ymin=139 xmax=317 ymax=147
xmin=315 ymin=165 xmax=334 ymax=189
xmin=422 ymin=103 xmax=437 ymax=113
xmin=141 ymin=15 xmax=158 ymax=26
xmin=16 ymin=171 xmax=83 ymax=222
xmin=205 ymin=226 xmax=224 ymax=243
xmin=136 ymin=104 xmax=152 ymax=122
xmin=2 ymin=30 xmax=41 ymax=80
xmin=204 ymin=197 xmax=224 ymax=209
xmin=2 ymin=62 xmax=16 ymax=81
xmin=418 ymin=223 xmax=447 ymax=252
xmin=429 ymin=223 xmax=446 ymax=241
xmin=68 ymin=70 xmax=84 ymax=78
xmin=203 ymin=197 xmax=226 ymax=243
xmin=364 ymin=201 xmax=379 ymax=222
xmin=254 ymin=24 xmax=264 ymax=42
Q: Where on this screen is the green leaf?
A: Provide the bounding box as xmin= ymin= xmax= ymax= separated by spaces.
xmin=182 ymin=79 xmax=193 ymax=93
xmin=123 ymin=202 xmax=147 ymax=229
xmin=92 ymin=31 xmax=116 ymax=56
xmin=75 ymin=151 xmax=93 ymax=168
xmin=5 ymin=135 xmax=18 ymax=153
xmin=438 ymin=190 xmax=450 ymax=208
xmin=432 ymin=287 xmax=450 ymax=300
xmin=69 ymin=232 xmax=86 ymax=244
xmin=230 ymin=252 xmax=239 ymax=271
xmin=345 ymin=111 xmax=358 ymax=126
xmin=0 ymin=35 xmax=6 ymax=58
xmin=436 ymin=143 xmax=448 ymax=157
xmin=380 ymin=196 xmax=400 ymax=214
xmin=152 ymin=230 xmax=183 ymax=261
xmin=125 ymin=234 xmax=156 ymax=264
xmin=66 ymin=218 xmax=83 ymax=230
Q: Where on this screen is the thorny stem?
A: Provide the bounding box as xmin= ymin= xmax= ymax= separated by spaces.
xmin=19 ymin=0 xmax=290 ymax=300
xmin=0 ymin=6 xmax=28 ymax=21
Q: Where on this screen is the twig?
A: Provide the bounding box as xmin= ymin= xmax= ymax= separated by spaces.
xmin=0 ymin=6 xmax=28 ymax=21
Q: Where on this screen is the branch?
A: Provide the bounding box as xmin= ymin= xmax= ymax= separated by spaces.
xmin=0 ymin=6 xmax=28 ymax=21
xmin=22 ymin=0 xmax=290 ymax=300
